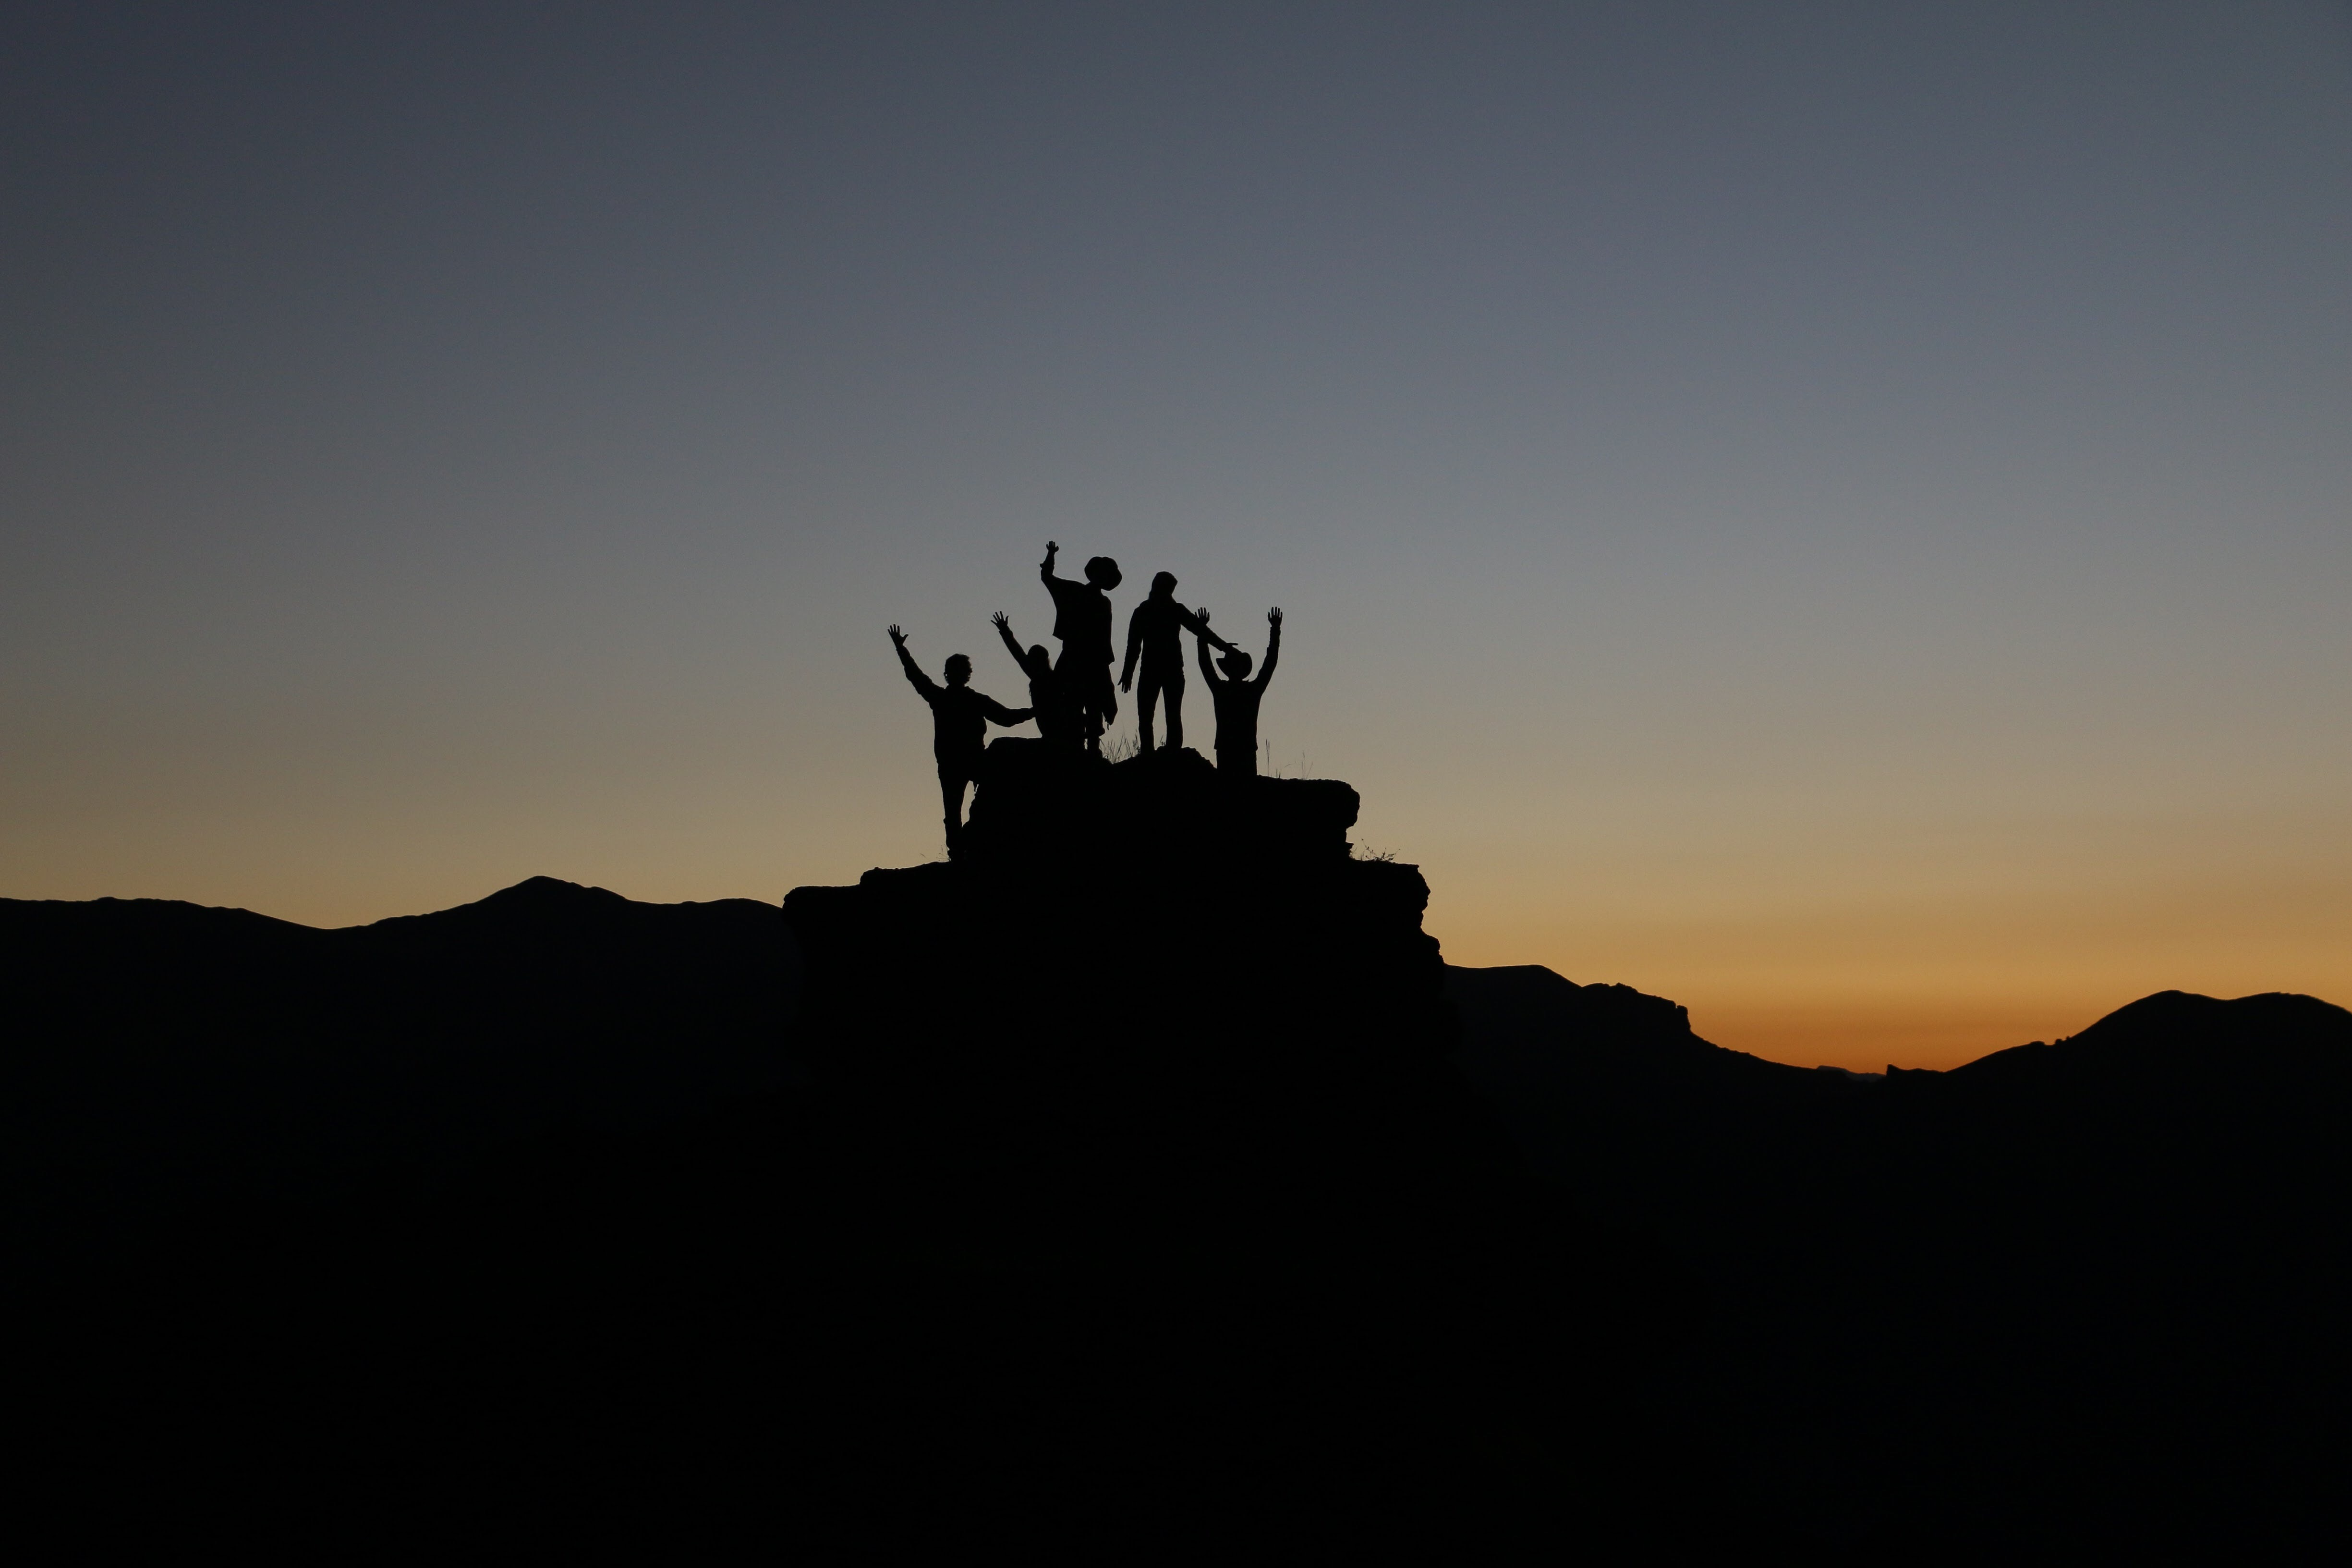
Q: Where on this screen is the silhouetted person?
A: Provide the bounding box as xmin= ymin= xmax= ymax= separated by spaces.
xmin=889 ymin=624 xmax=1031 ymax=853
xmin=992 ymin=611 xmax=1081 ymax=750
xmin=1196 ymin=607 xmax=1282 ymax=775
xmin=1120 ymin=571 xmax=1237 ymax=754
xmin=1039 ymin=541 xmax=1121 ymax=755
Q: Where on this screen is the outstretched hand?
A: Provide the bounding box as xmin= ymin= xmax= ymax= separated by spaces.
xmin=1268 ymin=606 xmax=1283 ymax=627
xmin=888 ymin=623 xmax=906 ymax=644
xmin=990 ymin=611 xmax=1009 ymax=630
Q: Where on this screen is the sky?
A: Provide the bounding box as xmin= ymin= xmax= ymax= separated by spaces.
xmin=4 ymin=2 xmax=2348 ymax=1069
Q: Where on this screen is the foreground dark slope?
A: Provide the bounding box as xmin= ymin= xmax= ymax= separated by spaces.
xmin=1449 ymin=966 xmax=2352 ymax=1548
xmin=9 ymin=755 xmax=1714 ymax=1552
xmin=9 ymin=761 xmax=2346 ymax=1550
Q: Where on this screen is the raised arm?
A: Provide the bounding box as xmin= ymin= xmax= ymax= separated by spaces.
xmin=1195 ymin=615 xmax=1221 ymax=686
xmin=889 ymin=623 xmax=937 ymax=697
xmin=1176 ymin=603 xmax=1237 ymax=656
xmin=1255 ymin=607 xmax=1282 ymax=689
xmin=1039 ymin=539 xmax=1061 ymax=584
xmin=991 ymin=611 xmax=1026 ymax=669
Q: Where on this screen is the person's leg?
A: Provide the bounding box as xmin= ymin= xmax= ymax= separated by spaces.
xmin=1136 ymin=673 xmax=1162 ymax=752
xmin=939 ymin=770 xmax=968 ymax=852
xmin=1163 ymin=669 xmax=1186 ymax=751
xmin=1058 ymin=652 xmax=1103 ymax=754
xmin=1094 ymin=668 xmax=1115 ymax=753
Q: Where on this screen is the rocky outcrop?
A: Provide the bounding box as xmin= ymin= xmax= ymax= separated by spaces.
xmin=786 ymin=744 xmax=1450 ymax=1071
xmin=772 ymin=747 xmax=1706 ymax=1540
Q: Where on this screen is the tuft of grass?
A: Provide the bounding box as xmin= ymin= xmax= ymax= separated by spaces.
xmin=1256 ymin=740 xmax=1310 ymax=779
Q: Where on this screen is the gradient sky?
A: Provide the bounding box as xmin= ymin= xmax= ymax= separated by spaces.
xmin=6 ymin=2 xmax=2348 ymax=1069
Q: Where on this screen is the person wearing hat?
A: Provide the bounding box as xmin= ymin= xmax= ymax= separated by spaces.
xmin=1038 ymin=540 xmax=1122 ymax=756
xmin=1195 ymin=606 xmax=1282 ymax=775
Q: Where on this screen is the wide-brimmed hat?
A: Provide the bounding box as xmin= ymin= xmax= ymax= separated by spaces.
xmin=1085 ymin=556 xmax=1123 ymax=589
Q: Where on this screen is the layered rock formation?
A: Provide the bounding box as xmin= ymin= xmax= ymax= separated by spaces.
xmin=774 ymin=747 xmax=1700 ymax=1539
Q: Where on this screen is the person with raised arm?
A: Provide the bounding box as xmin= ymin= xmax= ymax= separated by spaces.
xmin=1037 ymin=540 xmax=1121 ymax=756
xmin=888 ymin=623 xmax=1032 ymax=855
xmin=992 ymin=610 xmax=1080 ymax=751
xmin=1195 ymin=606 xmax=1283 ymax=776
xmin=1119 ymin=571 xmax=1237 ymax=755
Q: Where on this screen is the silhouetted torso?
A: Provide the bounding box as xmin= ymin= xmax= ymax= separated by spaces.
xmin=1125 ymin=596 xmax=1214 ymax=676
xmin=1044 ymin=574 xmax=1114 ymax=671
xmin=1199 ymin=620 xmax=1281 ymax=774
xmin=1027 ymin=664 xmax=1081 ymax=748
xmin=1205 ymin=678 xmax=1269 ymax=772
xmin=904 ymin=670 xmax=1021 ymax=775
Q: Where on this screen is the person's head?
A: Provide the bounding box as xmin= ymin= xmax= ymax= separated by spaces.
xmin=1219 ymin=648 xmax=1253 ymax=680
xmin=1025 ymin=643 xmax=1051 ymax=677
xmin=1150 ymin=570 xmax=1177 ymax=599
xmin=1085 ymin=556 xmax=1123 ymax=591
xmin=944 ymin=654 xmax=972 ymax=686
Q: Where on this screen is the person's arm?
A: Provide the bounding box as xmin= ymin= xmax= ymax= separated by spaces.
xmin=991 ymin=612 xmax=1026 ymax=669
xmin=982 ymin=695 xmax=1032 ymax=728
xmin=1196 ymin=618 xmax=1220 ymax=686
xmin=1176 ymin=604 xmax=1237 ymax=656
xmin=889 ymin=624 xmax=937 ymax=698
xmin=1120 ymin=603 xmax=1145 ymax=692
xmin=1255 ymin=607 xmax=1282 ymax=690
xmin=1039 ymin=540 xmax=1061 ymax=584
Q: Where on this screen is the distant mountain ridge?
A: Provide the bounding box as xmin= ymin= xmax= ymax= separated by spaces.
xmin=1446 ymin=961 xmax=2352 ymax=1547
xmin=1 ymin=876 xmax=797 ymax=1247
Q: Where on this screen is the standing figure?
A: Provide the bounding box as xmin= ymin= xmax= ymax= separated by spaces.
xmin=1119 ymin=571 xmax=1237 ymax=754
xmin=992 ymin=611 xmax=1081 ymax=750
xmin=1196 ymin=607 xmax=1283 ymax=775
xmin=1038 ymin=541 xmax=1121 ymax=755
xmin=889 ymin=624 xmax=1032 ymax=854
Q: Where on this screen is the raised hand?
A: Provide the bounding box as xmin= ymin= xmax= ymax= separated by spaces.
xmin=990 ymin=611 xmax=1009 ymax=631
xmin=1268 ymin=607 xmax=1283 ymax=627
xmin=888 ymin=623 xmax=907 ymax=644
xmin=1196 ymin=607 xmax=1210 ymax=626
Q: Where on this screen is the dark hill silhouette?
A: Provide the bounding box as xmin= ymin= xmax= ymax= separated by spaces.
xmin=2 ymin=877 xmax=797 ymax=1252
xmin=1448 ymin=965 xmax=2352 ymax=1551
xmin=8 ymin=760 xmax=1718 ymax=1554
xmin=8 ymin=769 xmax=2347 ymax=1552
